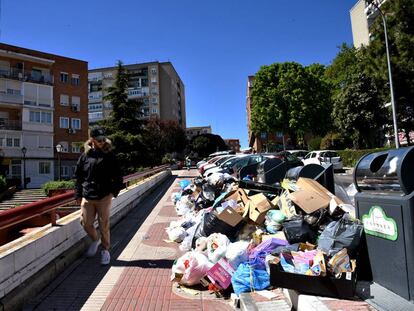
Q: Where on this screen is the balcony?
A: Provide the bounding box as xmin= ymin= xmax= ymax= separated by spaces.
xmin=0 ymin=92 xmax=23 ymax=105
xmin=0 ymin=119 xmax=22 ymax=131
xmin=128 ymin=87 xmax=149 ymax=98
xmin=88 ymin=91 xmax=103 ymax=103
xmin=0 ymin=67 xmax=53 ymax=85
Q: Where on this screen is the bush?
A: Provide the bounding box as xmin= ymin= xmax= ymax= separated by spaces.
xmin=162 ymin=153 xmax=174 ymax=165
xmin=0 ymin=175 xmax=6 ymax=193
xmin=41 ymin=180 xmax=75 ymax=195
xmin=320 ymin=132 xmax=348 ymax=150
xmin=308 ymin=137 xmax=322 ymax=151
xmin=337 ymin=147 xmax=392 ymax=167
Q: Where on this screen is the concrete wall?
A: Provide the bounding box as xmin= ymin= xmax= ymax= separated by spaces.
xmin=0 ymin=170 xmax=171 ymax=299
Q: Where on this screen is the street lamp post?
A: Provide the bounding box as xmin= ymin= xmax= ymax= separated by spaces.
xmin=365 ymin=0 xmax=399 ymax=148
xmin=56 ymin=144 xmax=63 ymax=180
xmin=21 ymin=147 xmax=27 ymax=189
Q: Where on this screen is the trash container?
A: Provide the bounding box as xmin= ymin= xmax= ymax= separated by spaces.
xmin=286 ymin=163 xmax=335 ymax=194
xmin=256 ymin=158 xmax=287 ymax=185
xmin=354 ymin=146 xmax=414 ymax=301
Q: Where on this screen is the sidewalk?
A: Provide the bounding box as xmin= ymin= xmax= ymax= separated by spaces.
xmin=23 ymin=170 xmax=234 ymax=311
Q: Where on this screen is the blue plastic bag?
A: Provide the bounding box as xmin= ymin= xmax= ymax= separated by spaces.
xmin=179 ymin=180 xmax=191 ymax=190
xmin=231 ymin=262 xmax=270 ymax=296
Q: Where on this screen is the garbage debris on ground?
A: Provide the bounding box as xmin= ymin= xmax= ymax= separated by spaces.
xmin=168 ymin=164 xmax=364 ymax=300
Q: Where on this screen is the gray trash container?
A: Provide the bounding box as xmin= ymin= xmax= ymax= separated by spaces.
xmin=354 ymin=146 xmax=414 ymax=301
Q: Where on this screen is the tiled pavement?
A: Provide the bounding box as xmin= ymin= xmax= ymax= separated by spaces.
xmin=23 ymin=170 xmax=234 ymax=311
xmin=23 ymin=169 xmax=381 ymax=311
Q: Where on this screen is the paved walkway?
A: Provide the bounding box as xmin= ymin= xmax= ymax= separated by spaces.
xmin=23 ymin=170 xmax=234 ymax=311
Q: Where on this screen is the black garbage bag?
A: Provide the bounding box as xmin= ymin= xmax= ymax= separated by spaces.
xmin=271 ymin=243 xmax=300 ymax=256
xmin=317 ymin=214 xmax=364 ymax=256
xmin=192 ymin=210 xmax=242 ymax=247
xmin=282 ymin=218 xmax=316 ymax=244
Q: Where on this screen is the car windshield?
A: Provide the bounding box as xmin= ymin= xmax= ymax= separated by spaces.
xmin=215 ymin=156 xmax=234 ymax=165
xmin=221 ymin=156 xmax=245 ymax=168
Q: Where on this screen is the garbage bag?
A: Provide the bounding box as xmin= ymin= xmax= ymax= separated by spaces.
xmin=179 ymin=180 xmax=191 ymax=190
xmin=225 ymin=241 xmax=250 ymax=269
xmin=282 ymin=218 xmax=316 ymax=244
xmin=317 ymin=214 xmax=363 ymax=256
xmin=176 ymin=196 xmax=194 ymax=216
xmin=172 ymin=251 xmax=213 ymax=286
xmin=192 ymin=210 xmax=241 ymax=245
xmin=179 ymin=224 xmax=198 ymax=252
xmin=207 ymin=173 xmax=225 ymax=187
xmin=265 ymin=210 xmax=286 ymax=233
xmin=195 ymin=236 xmax=208 ymax=253
xmin=249 ymin=238 xmax=289 ymax=270
xmin=207 ymin=233 xmax=230 ymax=263
xmin=166 ymin=226 xmax=187 ymax=242
xmin=231 ymin=262 xmax=270 ymax=296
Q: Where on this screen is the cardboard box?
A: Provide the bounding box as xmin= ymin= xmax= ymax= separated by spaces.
xmin=248 ymin=193 xmax=273 ymax=224
xmin=279 ymin=190 xmax=297 ymax=219
xmin=288 ymin=178 xmax=343 ymax=214
xmin=269 ymin=263 xmax=356 ymax=298
xmin=261 ymin=231 xmax=288 ymax=242
xmin=217 ymin=206 xmax=244 ymax=227
xmin=206 ymin=258 xmax=235 ymax=290
xmin=237 ymin=188 xmax=250 ymax=207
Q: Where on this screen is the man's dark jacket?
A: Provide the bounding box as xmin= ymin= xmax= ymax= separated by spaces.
xmin=75 ymin=141 xmax=123 ymax=200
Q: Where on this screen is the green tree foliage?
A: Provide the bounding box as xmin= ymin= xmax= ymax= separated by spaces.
xmin=190 ymin=134 xmax=227 ymax=158
xmin=362 ymin=0 xmax=414 ymax=144
xmin=332 ymin=73 xmax=386 ymax=149
xmin=250 ymin=62 xmax=332 ymax=146
xmin=100 ymin=61 xmax=144 ymax=173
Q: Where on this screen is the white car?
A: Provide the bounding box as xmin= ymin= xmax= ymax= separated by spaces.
xmin=302 ymin=150 xmax=343 ymax=170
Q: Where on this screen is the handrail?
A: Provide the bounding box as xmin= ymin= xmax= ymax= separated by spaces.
xmin=0 ymin=165 xmax=170 ymax=232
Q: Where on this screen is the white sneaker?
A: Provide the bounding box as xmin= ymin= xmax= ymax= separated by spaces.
xmin=86 ymin=239 xmax=100 ymax=257
xmin=100 ymin=250 xmax=110 ymax=265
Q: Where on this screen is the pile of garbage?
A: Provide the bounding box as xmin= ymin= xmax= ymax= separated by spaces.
xmin=168 ymin=171 xmax=363 ymax=299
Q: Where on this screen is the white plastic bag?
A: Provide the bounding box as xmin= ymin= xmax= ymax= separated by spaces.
xmin=166 ymin=226 xmax=187 ymax=242
xmin=206 ymin=233 xmax=230 ymax=263
xmin=172 ymin=251 xmax=213 ymax=286
xmin=225 ymin=240 xmax=250 ymax=269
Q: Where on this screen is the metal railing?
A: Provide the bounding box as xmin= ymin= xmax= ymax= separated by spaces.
xmin=0 ymin=119 xmax=22 ymax=131
xmin=0 ymin=165 xmax=170 ymax=232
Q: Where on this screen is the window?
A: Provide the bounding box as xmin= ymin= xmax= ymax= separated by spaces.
xmin=151 ymin=67 xmax=157 ymax=75
xmin=152 ymin=108 xmax=158 ymax=114
xmin=61 ymin=166 xmax=70 ymax=177
xmin=151 ymin=87 xmax=157 ymax=94
xmin=13 ymin=138 xmax=20 ymax=147
xmin=60 ymin=94 xmax=69 ymax=106
xmin=6 ymin=138 xmax=12 ymax=147
xmin=60 ymin=117 xmax=69 ymax=128
xmin=151 ymin=77 xmax=157 ymax=84
xmin=41 ymin=112 xmax=52 ymax=123
xmin=71 ymin=142 xmax=83 ymax=153
xmin=29 ymin=111 xmax=50 ymax=124
xmin=60 ymin=72 xmax=68 ymax=83
xmin=38 ymin=136 xmax=52 ymax=149
xmin=72 ymin=96 xmax=80 ymax=111
xmin=143 ymin=98 xmax=149 ymax=105
xmin=71 ymin=118 xmax=81 ymax=129
xmin=11 ymin=160 xmax=21 ymax=178
xmin=58 ymin=141 xmax=69 ymax=152
xmin=71 ymin=74 xmax=80 ymax=86
xmin=151 ymin=97 xmax=157 ymax=104
xmin=39 ymin=162 xmax=51 ymax=174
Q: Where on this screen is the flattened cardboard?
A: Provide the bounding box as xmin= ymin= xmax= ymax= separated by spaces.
xmin=248 ymin=193 xmax=273 ymax=224
xmin=217 ymin=206 xmax=244 ymax=227
xmin=289 ymin=178 xmax=343 ymax=214
xmin=279 ymin=190 xmax=297 ymax=219
xmin=206 ymin=258 xmax=235 ymax=290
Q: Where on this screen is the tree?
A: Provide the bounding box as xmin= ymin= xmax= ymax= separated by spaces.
xmin=189 ymin=134 xmax=227 ymax=158
xmin=100 ymin=61 xmax=145 ymax=173
xmin=332 ymin=73 xmax=386 ymax=149
xmin=250 ymin=62 xmax=332 ymax=147
xmin=362 ymin=0 xmax=414 ymax=144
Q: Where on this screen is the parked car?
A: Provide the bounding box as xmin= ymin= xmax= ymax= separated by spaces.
xmin=272 ymin=151 xmax=304 ymax=170
xmin=203 ymin=155 xmax=249 ymax=177
xmin=286 ymin=150 xmax=308 ymax=160
xmin=199 ymin=155 xmax=235 ymax=174
xmin=302 ymin=150 xmax=343 ymax=170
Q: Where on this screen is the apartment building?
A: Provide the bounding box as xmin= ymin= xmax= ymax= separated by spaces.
xmin=88 ymin=62 xmax=186 ymax=128
xmin=186 ymin=126 xmax=212 ymax=140
xmin=224 ymin=139 xmax=240 ymax=153
xmin=0 ymin=43 xmax=88 ymax=188
xmin=350 ymin=0 xmax=388 ymax=48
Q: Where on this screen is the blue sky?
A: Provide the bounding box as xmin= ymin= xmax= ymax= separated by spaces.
xmin=1 ymin=0 xmax=356 ymax=148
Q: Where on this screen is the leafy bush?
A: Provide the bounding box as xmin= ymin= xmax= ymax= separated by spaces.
xmin=337 ymin=147 xmax=392 ymax=167
xmin=0 ymin=175 xmax=6 ymax=193
xmin=320 ymin=132 xmax=348 ymax=150
xmin=162 ymin=153 xmax=174 ymax=164
xmin=308 ymin=136 xmax=322 ymax=151
xmin=41 ymin=180 xmax=75 ymax=195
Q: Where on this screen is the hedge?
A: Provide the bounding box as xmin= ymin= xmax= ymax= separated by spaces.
xmin=41 ymin=180 xmax=75 ymax=195
xmin=337 ymin=147 xmax=392 ymax=167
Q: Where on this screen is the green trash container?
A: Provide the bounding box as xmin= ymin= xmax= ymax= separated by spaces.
xmin=354 ymin=146 xmax=414 ymax=301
